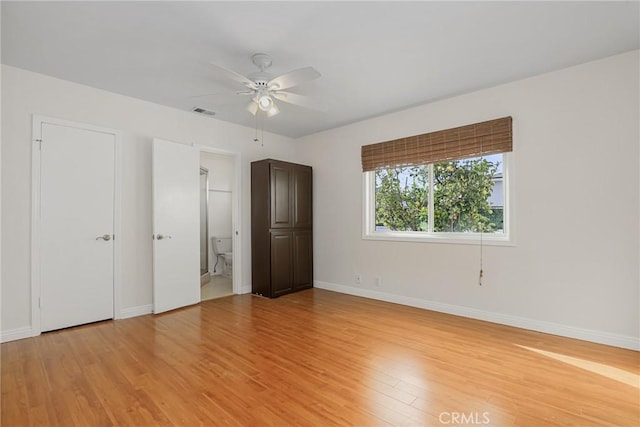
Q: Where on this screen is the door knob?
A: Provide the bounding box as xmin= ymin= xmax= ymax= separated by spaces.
xmin=96 ymin=234 xmax=112 ymax=241
xmin=156 ymin=234 xmax=172 ymax=240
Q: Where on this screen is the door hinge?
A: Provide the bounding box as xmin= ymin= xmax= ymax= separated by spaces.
xmin=34 ymin=139 xmax=42 ymax=151
xmin=38 ymin=297 xmax=41 ymax=308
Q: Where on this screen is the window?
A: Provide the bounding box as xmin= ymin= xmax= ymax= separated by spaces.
xmin=361 ymin=117 xmax=513 ymax=244
xmin=364 ymin=154 xmax=510 ymax=243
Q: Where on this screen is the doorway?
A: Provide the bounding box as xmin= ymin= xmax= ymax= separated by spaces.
xmin=199 ymin=151 xmax=235 ymax=300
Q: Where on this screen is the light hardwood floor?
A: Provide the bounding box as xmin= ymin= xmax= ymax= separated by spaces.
xmin=2 ymin=289 xmax=638 ymax=426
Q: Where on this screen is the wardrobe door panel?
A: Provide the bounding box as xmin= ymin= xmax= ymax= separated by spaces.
xmin=271 ymin=231 xmax=293 ymax=296
xmin=293 ymin=166 xmax=312 ymax=229
xmin=270 ymin=165 xmax=292 ymax=228
xmin=293 ymin=230 xmax=313 ymax=290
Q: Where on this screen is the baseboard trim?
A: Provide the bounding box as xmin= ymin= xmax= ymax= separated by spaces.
xmin=314 ymin=281 xmax=639 ymax=351
xmin=117 ymin=304 xmax=153 ymax=319
xmin=1 ymin=326 xmax=37 ymax=343
xmin=2 ymin=306 xmax=154 ymax=341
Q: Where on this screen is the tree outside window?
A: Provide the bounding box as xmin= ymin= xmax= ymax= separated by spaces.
xmin=374 ymin=155 xmax=503 ymax=234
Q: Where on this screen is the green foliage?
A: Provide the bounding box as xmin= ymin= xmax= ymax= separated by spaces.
xmin=432 ymin=159 xmax=499 ymax=232
xmin=375 ymin=166 xmax=428 ymax=231
xmin=486 ymin=207 xmax=504 ymax=231
xmin=375 ymin=158 xmax=500 ymax=233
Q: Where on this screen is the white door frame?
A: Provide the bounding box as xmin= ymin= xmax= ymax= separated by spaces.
xmin=31 ymin=115 xmax=122 ymax=336
xmin=195 ymin=145 xmax=242 ymax=295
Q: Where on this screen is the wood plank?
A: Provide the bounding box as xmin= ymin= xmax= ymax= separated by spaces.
xmin=2 ymin=289 xmax=638 ymax=426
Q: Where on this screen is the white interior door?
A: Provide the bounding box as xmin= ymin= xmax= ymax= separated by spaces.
xmin=152 ymin=138 xmax=200 ymax=313
xmin=40 ymin=122 xmax=115 ymax=332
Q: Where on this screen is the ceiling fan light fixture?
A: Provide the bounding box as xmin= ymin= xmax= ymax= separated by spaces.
xmin=266 ymin=102 xmax=280 ymax=118
xmin=247 ymin=101 xmax=258 ymax=115
xmin=257 ymin=93 xmax=273 ymax=111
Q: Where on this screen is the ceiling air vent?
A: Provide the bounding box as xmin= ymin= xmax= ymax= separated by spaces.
xmin=191 ymin=107 xmax=216 ymax=117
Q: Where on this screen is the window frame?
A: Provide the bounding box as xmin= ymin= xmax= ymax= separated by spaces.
xmin=362 ymin=153 xmax=514 ymax=246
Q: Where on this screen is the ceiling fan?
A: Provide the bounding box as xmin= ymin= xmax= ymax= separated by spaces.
xmin=206 ymin=53 xmax=322 ymax=118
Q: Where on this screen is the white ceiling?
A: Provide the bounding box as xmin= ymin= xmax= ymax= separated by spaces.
xmin=2 ymin=1 xmax=639 ymax=138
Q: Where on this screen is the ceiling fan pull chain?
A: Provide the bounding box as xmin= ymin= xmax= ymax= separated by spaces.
xmin=254 ymin=109 xmax=259 ymax=143
xmin=261 ymin=111 xmax=265 ymax=147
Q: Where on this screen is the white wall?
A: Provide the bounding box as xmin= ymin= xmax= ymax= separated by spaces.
xmin=295 ymin=51 xmax=640 ymax=349
xmin=3 ymin=52 xmax=638 ymax=349
xmin=0 ymin=48 xmax=3 ymax=337
xmin=1 ymin=65 xmax=296 ymax=336
xmin=200 ymin=152 xmax=234 ymax=274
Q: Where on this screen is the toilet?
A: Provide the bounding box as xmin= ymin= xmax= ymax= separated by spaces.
xmin=212 ymin=237 xmax=233 ymax=277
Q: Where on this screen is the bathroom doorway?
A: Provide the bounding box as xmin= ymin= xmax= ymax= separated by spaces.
xmin=199 ymin=151 xmax=236 ymax=300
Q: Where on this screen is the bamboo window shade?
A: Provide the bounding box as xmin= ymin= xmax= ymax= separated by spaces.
xmin=361 ymin=116 xmax=512 ymax=172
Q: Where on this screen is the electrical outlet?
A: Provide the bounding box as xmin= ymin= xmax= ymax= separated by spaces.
xmin=355 ymin=274 xmax=362 ymax=284
xmin=375 ymin=277 xmax=382 ymax=287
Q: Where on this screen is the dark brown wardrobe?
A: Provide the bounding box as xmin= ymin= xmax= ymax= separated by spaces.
xmin=251 ymin=159 xmax=313 ymax=297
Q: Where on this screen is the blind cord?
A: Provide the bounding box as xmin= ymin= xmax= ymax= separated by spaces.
xmin=479 ymin=227 xmax=484 ymax=286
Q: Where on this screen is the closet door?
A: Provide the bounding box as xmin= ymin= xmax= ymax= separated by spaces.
xmin=39 ymin=120 xmax=116 ymax=332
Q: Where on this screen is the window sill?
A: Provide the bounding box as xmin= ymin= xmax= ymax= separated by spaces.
xmin=362 ymin=231 xmax=515 ymax=246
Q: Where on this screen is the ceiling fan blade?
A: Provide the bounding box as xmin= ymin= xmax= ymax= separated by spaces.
xmin=207 ymin=62 xmax=257 ymax=90
xmin=268 ymin=67 xmax=321 ymax=91
xmin=272 ymin=91 xmax=325 ymax=112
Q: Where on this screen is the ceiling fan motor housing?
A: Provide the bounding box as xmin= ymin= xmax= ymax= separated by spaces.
xmin=248 ymin=72 xmax=272 ymax=88
xmin=250 ymin=54 xmax=276 ymax=88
